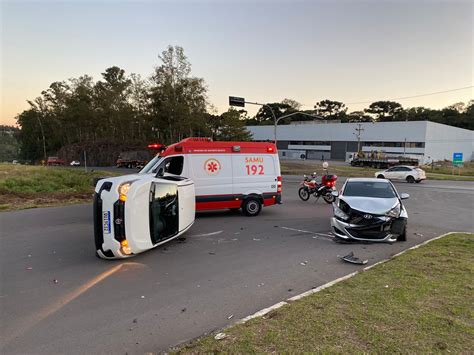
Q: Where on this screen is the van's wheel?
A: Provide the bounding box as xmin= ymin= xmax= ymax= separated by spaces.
xmin=406 ymin=176 xmax=415 ymax=183
xmin=242 ymin=198 xmax=262 ymax=217
xmin=377 ymin=174 xmax=385 ymax=179
xmin=397 ymin=227 xmax=407 ymax=242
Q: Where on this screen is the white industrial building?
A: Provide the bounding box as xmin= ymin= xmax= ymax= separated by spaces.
xmin=247 ymin=121 xmax=473 ymax=164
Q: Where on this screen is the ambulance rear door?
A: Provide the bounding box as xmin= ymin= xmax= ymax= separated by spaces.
xmin=232 ymin=154 xmax=277 ymax=197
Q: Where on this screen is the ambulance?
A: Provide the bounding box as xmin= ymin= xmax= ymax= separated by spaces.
xmin=139 ymin=138 xmax=282 ymax=216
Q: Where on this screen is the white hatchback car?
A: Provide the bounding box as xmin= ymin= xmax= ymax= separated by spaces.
xmin=375 ymin=166 xmax=426 ymax=183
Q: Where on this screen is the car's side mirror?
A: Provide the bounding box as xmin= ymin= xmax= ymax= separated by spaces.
xmin=400 ymin=193 xmax=409 ymax=200
xmin=331 ymin=190 xmax=339 ymax=197
xmin=157 ymin=167 xmax=165 ymax=177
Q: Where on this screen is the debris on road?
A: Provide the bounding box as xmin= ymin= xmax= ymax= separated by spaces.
xmin=208 ymin=252 xmax=216 ymax=255
xmin=300 ymin=261 xmax=308 ymax=266
xmin=339 ymin=252 xmax=368 ymax=265
xmin=288 ymin=288 xmax=293 ymax=292
xmin=181 ymin=307 xmax=187 ymax=313
xmin=133 ymin=318 xmax=138 ymax=323
xmin=214 ymin=333 xmax=227 ymax=340
xmin=227 ymin=314 xmax=234 ymax=320
xmin=253 ymin=238 xmax=261 ymax=241
xmin=53 ymin=279 xmax=59 ymax=284
xmin=26 ymin=267 xmax=33 ymax=270
xmin=414 ymin=232 xmax=424 ymax=237
xmin=140 ymin=295 xmax=145 ymax=299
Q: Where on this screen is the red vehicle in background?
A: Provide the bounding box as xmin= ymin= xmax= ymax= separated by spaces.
xmin=46 ymin=156 xmax=66 ymax=166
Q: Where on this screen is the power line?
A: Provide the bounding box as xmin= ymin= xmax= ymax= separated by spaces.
xmin=301 ymin=85 xmax=473 ymax=107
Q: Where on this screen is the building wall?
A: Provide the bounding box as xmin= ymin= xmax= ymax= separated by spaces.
xmin=250 ymin=121 xmax=427 ymax=142
xmin=424 ymin=122 xmax=474 ymax=162
xmin=248 ymin=121 xmax=474 ymax=162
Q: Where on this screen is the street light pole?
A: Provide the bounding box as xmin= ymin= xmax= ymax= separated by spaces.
xmin=234 ymin=99 xmax=322 ymax=145
xmin=35 ymin=112 xmax=47 ymax=161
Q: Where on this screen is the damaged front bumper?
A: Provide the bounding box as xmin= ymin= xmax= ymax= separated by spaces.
xmin=331 ymin=215 xmax=407 ymax=243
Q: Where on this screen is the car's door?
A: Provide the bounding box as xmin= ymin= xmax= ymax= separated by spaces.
xmin=396 ymin=167 xmax=412 ymax=180
xmin=384 ymin=167 xmax=398 ymax=179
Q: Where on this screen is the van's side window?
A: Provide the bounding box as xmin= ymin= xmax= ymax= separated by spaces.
xmin=158 ymin=156 xmax=184 ymax=175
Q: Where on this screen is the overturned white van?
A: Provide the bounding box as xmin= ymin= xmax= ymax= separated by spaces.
xmin=93 ymin=174 xmax=195 ymax=259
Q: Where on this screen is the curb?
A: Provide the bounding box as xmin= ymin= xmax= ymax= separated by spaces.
xmin=234 ymin=231 xmax=467 ymax=325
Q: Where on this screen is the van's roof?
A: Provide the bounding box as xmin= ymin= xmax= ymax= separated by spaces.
xmin=160 ymin=138 xmax=278 ymax=156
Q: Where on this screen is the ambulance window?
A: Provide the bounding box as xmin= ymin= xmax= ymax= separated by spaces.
xmin=165 ymin=156 xmax=184 ymax=175
xmin=156 ymin=156 xmax=184 ymax=175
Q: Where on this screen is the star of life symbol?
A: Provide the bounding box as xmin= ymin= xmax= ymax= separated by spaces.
xmin=204 ymin=158 xmax=221 ymax=175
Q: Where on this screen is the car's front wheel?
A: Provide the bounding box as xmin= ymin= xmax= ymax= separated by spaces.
xmin=397 ymin=227 xmax=407 ymax=241
xmin=406 ymin=176 xmax=415 ymax=183
xmin=298 ymin=187 xmax=310 ymax=201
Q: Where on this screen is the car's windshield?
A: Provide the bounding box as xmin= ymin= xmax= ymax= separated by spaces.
xmin=139 ymin=155 xmax=161 ymax=174
xmin=343 ymin=181 xmax=397 ymax=198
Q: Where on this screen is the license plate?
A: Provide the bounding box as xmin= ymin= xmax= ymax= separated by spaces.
xmin=103 ymin=211 xmax=111 ymax=234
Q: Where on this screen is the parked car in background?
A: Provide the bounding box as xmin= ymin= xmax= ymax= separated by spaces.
xmin=70 ymin=160 xmax=80 ymax=166
xmin=375 ymin=166 xmax=426 ymax=183
xmin=331 ymin=178 xmax=409 ymax=243
xmin=46 ymin=156 xmax=66 ymax=166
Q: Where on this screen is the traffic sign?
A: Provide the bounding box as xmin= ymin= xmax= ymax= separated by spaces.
xmin=229 ymin=96 xmax=245 ymax=107
xmin=453 ymin=152 xmax=463 ymax=166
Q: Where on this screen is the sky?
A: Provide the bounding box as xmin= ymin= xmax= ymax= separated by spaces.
xmin=1 ymin=0 xmax=472 ymax=126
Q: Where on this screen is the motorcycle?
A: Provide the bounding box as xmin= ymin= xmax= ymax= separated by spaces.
xmin=298 ymin=172 xmax=338 ymax=204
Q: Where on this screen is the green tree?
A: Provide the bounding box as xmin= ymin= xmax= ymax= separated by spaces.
xmin=254 ymin=102 xmax=294 ymax=124
xmin=213 ymin=109 xmax=252 ymax=141
xmin=347 ymin=111 xmax=373 ymax=122
xmin=149 ymin=45 xmax=208 ymax=143
xmin=365 ymin=101 xmax=403 ymax=121
xmin=313 ymin=99 xmax=347 ymax=120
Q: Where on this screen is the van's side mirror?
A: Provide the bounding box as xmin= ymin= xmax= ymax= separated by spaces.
xmin=331 ymin=190 xmax=339 ymax=197
xmin=157 ymin=167 xmax=165 ymax=177
xmin=400 ymin=193 xmax=409 ymax=200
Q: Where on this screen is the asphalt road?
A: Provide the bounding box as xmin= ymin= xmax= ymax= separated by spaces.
xmin=1 ymin=178 xmax=473 ymax=354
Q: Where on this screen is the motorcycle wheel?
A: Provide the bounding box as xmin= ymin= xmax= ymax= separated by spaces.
xmin=298 ymin=187 xmax=310 ymax=201
xmin=323 ymin=192 xmax=335 ymax=204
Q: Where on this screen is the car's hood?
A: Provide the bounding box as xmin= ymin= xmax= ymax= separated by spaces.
xmin=340 ymin=196 xmax=399 ymax=214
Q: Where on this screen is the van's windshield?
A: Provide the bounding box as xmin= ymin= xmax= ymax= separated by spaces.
xmin=139 ymin=155 xmax=162 ymax=174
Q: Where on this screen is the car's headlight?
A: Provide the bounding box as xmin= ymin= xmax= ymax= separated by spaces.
xmin=118 ymin=180 xmax=137 ymax=202
xmin=386 ymin=203 xmax=401 ymax=218
xmin=333 ymin=204 xmax=349 ymax=221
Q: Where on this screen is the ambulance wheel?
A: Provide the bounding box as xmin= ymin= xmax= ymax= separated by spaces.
xmin=242 ymin=198 xmax=262 ymax=217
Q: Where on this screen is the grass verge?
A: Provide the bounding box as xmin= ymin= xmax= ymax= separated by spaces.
xmin=177 ymin=233 xmax=474 ymax=353
xmin=0 ymin=164 xmax=121 ymax=211
xmin=281 ymin=161 xmax=474 ymax=181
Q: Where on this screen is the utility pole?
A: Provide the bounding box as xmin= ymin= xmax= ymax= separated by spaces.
xmin=35 ymin=112 xmax=47 ymax=161
xmin=354 ymin=123 xmax=365 ymax=153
